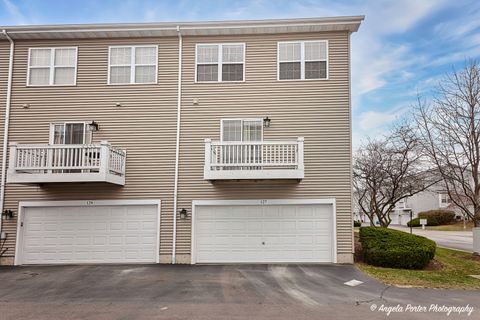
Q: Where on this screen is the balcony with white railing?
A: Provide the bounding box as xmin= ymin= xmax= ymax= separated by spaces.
xmin=204 ymin=137 xmax=304 ymax=180
xmin=7 ymin=141 xmax=126 ymax=185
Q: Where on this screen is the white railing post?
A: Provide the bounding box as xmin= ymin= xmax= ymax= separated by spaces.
xmin=204 ymin=139 xmax=212 ymax=177
xmin=7 ymin=142 xmax=18 ymax=175
xmin=297 ymin=137 xmax=305 ymax=172
xmin=99 ymin=140 xmax=110 ymax=178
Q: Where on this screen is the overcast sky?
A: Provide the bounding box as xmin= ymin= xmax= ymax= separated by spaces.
xmin=2 ymin=0 xmax=479 ymax=148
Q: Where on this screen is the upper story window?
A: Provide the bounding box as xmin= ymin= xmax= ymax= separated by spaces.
xmin=28 ymin=47 xmax=77 ymax=86
xmin=278 ymin=40 xmax=328 ymax=80
xmin=397 ymin=198 xmax=407 ymax=209
xmin=196 ymin=43 xmax=245 ymax=82
xmin=108 ymin=45 xmax=158 ymax=85
xmin=439 ymin=193 xmax=451 ymax=208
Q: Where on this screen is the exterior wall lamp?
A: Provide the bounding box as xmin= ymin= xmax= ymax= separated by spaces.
xmin=2 ymin=210 xmax=13 ymax=220
xmin=263 ymin=116 xmax=271 ymax=128
xmin=88 ymin=121 xmax=99 ymax=132
xmin=179 ymin=208 xmax=188 ymax=220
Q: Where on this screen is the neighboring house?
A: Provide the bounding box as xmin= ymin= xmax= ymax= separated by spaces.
xmin=353 ymin=184 xmax=462 ymax=226
xmin=0 ymin=16 xmax=364 ymax=266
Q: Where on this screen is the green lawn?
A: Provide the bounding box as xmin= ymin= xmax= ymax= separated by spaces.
xmin=358 ymin=247 xmax=480 ymax=289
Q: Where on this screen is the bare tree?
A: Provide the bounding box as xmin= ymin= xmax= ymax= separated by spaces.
xmin=353 ymin=125 xmax=435 ymax=227
xmin=414 ymin=61 xmax=480 ymax=228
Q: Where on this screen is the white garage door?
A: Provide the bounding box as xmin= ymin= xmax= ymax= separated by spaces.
xmin=18 ymin=201 xmax=159 ymax=265
xmin=194 ymin=202 xmax=335 ymax=263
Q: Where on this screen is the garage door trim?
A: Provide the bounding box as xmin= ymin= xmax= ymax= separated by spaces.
xmin=191 ymin=198 xmax=337 ymax=264
xmin=14 ymin=199 xmax=161 ymax=265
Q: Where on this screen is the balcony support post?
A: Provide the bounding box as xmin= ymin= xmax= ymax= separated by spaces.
xmin=297 ymin=137 xmax=305 ymax=172
xmin=204 ymin=138 xmax=212 ymax=178
xmin=7 ymin=142 xmax=17 ymax=176
xmin=99 ymin=140 xmax=110 ymax=179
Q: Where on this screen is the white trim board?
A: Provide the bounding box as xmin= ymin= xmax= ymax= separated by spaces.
xmin=191 ymin=198 xmax=337 ymax=264
xmin=14 ymin=199 xmax=161 ymax=265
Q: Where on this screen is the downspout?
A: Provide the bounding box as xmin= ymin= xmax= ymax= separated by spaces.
xmin=0 ymin=30 xmax=14 ymax=241
xmin=172 ymin=25 xmax=182 ymax=264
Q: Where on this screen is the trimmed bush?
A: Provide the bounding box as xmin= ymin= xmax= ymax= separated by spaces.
xmin=359 ymin=227 xmax=436 ymax=269
xmin=418 ymin=210 xmax=455 ymax=226
xmin=354 ymin=220 xmax=362 ymax=227
xmin=407 ymin=217 xmax=420 ymax=227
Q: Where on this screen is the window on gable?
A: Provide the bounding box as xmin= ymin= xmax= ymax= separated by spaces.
xmin=109 ymin=45 xmax=157 ymax=84
xmin=196 ymin=43 xmax=245 ymax=82
xmin=439 ymin=193 xmax=450 ymax=208
xmin=28 ymin=48 xmax=77 ymax=86
xmin=278 ymin=40 xmax=328 ymax=80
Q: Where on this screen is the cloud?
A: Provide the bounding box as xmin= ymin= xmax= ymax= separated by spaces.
xmin=2 ymin=0 xmax=28 ymax=25
xmin=358 ymin=107 xmax=407 ymax=131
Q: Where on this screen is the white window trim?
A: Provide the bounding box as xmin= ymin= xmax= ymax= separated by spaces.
xmin=195 ymin=43 xmax=246 ymax=83
xmin=27 ymin=47 xmax=78 ymax=87
xmin=277 ymin=40 xmax=329 ymax=81
xmin=439 ymin=193 xmax=450 ymax=208
xmin=107 ymin=45 xmax=159 ymax=85
xmin=49 ymin=121 xmax=92 ymax=145
xmin=220 ymin=118 xmax=263 ymax=141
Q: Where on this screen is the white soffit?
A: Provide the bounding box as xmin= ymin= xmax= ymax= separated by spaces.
xmin=0 ymin=16 xmax=364 ymax=40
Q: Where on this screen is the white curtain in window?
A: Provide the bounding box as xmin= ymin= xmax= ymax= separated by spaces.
xmin=279 ymin=42 xmax=301 ymax=62
xmin=305 ymin=41 xmax=326 ymax=61
xmin=197 ymin=45 xmax=218 ymax=64
xmin=222 ymin=45 xmax=243 ymax=63
xmin=29 ymin=68 xmax=50 ymax=85
xmin=243 ymin=120 xmax=262 ymax=141
xmin=30 ymin=49 xmax=51 ymax=66
xmin=135 ymin=47 xmax=156 ymax=64
xmin=222 ymin=120 xmax=242 ymax=142
xmin=54 ymin=67 xmax=75 ymax=85
xmin=110 ymin=47 xmax=132 ymax=65
xmin=110 ymin=66 xmax=131 ymax=84
xmin=54 ymin=48 xmax=76 ymax=66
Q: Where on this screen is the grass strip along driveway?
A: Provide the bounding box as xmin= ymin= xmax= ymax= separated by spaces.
xmin=358 ymin=247 xmax=480 ymax=289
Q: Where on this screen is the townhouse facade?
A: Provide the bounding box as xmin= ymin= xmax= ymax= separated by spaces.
xmin=0 ymin=16 xmax=363 ymax=265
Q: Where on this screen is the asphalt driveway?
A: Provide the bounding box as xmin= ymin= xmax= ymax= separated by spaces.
xmin=0 ymin=264 xmax=478 ymax=319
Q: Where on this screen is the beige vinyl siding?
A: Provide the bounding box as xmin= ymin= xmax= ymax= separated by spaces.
xmin=1 ymin=37 xmax=179 ymax=261
xmin=176 ymin=31 xmax=352 ymax=260
xmin=0 ymin=30 xmax=353 ymax=263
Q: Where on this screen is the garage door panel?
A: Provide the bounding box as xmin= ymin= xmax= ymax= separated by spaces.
xmin=20 ymin=203 xmax=159 ymax=264
xmin=195 ymin=203 xmax=334 ymax=263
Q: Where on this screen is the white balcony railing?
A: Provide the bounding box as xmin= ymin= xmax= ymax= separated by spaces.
xmin=7 ymin=141 xmax=126 ymax=185
xmin=204 ymin=137 xmax=304 ymax=180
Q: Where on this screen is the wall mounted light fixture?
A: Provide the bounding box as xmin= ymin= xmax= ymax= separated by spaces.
xmin=263 ymin=116 xmax=271 ymax=128
xmin=2 ymin=210 xmax=13 ymax=220
xmin=88 ymin=121 xmax=99 ymax=132
xmin=179 ymin=208 xmax=188 ymax=220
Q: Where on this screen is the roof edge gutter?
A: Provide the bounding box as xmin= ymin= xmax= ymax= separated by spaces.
xmin=0 ymin=29 xmax=14 ymax=242
xmin=172 ymin=25 xmax=182 ymax=264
